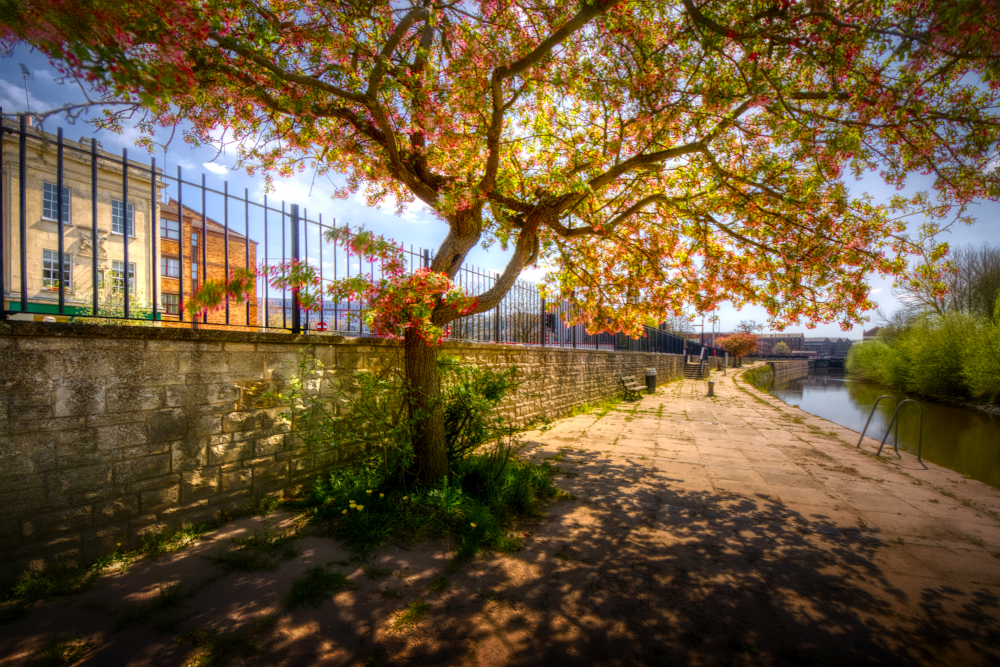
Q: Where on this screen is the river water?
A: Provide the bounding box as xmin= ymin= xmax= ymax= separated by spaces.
xmin=766 ymin=370 xmax=1000 ymax=489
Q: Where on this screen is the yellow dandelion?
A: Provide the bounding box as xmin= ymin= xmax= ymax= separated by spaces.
xmin=379 ymin=493 xmax=384 ymax=498
xmin=342 ymin=509 xmax=348 ymax=514
xmin=366 ymin=489 xmax=373 ymax=494
xmin=357 ymin=505 xmax=364 ymax=511
xmin=470 ymin=523 xmax=477 ymax=528
xmin=403 ymin=496 xmax=409 ymax=501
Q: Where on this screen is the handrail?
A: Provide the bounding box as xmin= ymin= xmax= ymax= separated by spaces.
xmin=878 ymin=399 xmax=926 ymax=468
xmin=857 ymin=395 xmax=898 ymax=449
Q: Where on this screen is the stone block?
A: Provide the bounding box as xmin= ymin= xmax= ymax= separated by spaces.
xmin=95 ymin=497 xmax=139 ymax=523
xmin=126 ymin=473 xmax=181 ymax=494
xmin=10 ymin=416 xmax=85 ymax=434
xmin=178 ymin=351 xmax=228 ymax=374
xmin=208 ymin=439 xmax=253 ymax=466
xmin=114 ymin=453 xmax=171 ymax=485
xmin=148 ymin=407 xmax=188 ymax=443
xmin=85 ymin=411 xmax=146 ymax=427
xmin=129 ymin=515 xmax=169 ymax=546
xmin=254 ymin=433 xmax=285 ymax=457
xmin=141 ymin=485 xmax=179 ymax=513
xmin=81 ymin=525 xmax=125 ymax=557
xmin=22 ymin=505 xmax=93 ymax=537
xmin=224 ymin=342 xmax=256 ymax=353
xmin=228 ymin=353 xmax=264 ymax=376
xmin=165 ymin=383 xmax=208 ymax=407
xmin=222 ymin=409 xmax=274 ymax=434
xmin=251 ymin=458 xmax=288 ymax=489
xmin=56 ymin=439 xmax=124 ymax=469
xmin=264 ymin=352 xmax=300 ymax=380
xmin=94 ymin=421 xmax=148 ymax=449
xmin=171 ymin=438 xmax=207 ymax=471
xmin=50 ymin=464 xmax=114 ymax=495
xmin=180 ymin=469 xmax=220 ymax=503
xmin=0 ymin=433 xmax=57 ymax=477
xmin=106 ymin=384 xmax=164 ymax=412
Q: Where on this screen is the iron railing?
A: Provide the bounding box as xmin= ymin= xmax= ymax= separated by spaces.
xmin=1 ymin=112 xmax=724 ymax=357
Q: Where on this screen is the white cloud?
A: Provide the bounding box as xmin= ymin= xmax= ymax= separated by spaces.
xmin=203 ymin=162 xmax=227 ymax=175
xmin=871 ymin=288 xmax=883 ymax=294
xmin=353 ymin=190 xmax=432 ymax=223
xmin=0 ymin=77 xmax=52 ymax=114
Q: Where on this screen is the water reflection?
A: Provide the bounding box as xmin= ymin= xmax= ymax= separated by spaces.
xmin=767 ymin=370 xmax=1000 ymax=489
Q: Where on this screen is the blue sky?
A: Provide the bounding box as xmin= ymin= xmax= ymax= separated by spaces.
xmin=3 ymin=48 xmax=997 ymax=338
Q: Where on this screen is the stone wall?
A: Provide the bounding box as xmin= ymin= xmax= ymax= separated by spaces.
xmin=0 ymin=320 xmax=683 ymax=583
xmin=767 ymin=360 xmax=810 ymax=382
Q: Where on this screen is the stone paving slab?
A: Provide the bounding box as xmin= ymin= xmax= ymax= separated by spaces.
xmin=3 ymin=365 xmax=999 ymax=666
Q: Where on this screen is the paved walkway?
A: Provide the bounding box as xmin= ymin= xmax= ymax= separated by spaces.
xmin=2 ymin=366 xmax=999 ymax=666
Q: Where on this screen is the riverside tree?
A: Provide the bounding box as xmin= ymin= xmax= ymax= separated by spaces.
xmin=5 ymin=0 xmax=999 ymax=480
xmin=717 ymin=332 xmax=760 ymax=365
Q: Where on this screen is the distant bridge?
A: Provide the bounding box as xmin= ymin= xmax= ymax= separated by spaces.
xmin=811 ymin=358 xmax=845 ymax=370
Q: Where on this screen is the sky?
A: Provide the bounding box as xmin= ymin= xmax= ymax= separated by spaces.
xmin=2 ymin=47 xmax=997 ymax=339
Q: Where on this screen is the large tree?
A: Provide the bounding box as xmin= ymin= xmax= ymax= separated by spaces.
xmin=5 ymin=0 xmax=999 ymax=479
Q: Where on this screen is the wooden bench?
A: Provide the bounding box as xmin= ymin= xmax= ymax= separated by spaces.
xmin=621 ymin=375 xmax=646 ymax=400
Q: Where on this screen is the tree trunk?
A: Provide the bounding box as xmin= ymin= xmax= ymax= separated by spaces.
xmin=404 ymin=328 xmax=449 ymax=482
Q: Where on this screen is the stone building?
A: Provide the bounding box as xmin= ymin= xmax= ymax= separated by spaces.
xmin=1 ymin=117 xmax=162 ymax=321
xmin=158 ymin=200 xmax=258 ymax=330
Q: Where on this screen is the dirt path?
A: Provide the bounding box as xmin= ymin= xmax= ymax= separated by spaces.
xmin=4 ymin=367 xmax=1000 ymax=666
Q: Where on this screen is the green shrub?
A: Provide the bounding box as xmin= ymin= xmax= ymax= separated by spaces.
xmin=849 ymin=309 xmax=1000 ymax=403
xmin=962 ymin=303 xmax=1000 ymax=402
xmin=280 ymin=354 xmax=559 ymax=560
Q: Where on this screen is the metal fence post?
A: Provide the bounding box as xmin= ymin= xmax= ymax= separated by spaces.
xmin=290 ymin=203 xmax=301 ymax=334
xmin=540 ymin=298 xmax=546 ymax=346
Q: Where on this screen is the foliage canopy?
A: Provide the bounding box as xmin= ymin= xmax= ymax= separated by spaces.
xmin=4 ymin=0 xmax=1000 ymax=335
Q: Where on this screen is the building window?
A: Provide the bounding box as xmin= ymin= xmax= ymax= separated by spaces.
xmin=42 ymin=182 xmax=71 ymax=223
xmin=161 ymin=293 xmax=180 ymax=315
xmin=112 ymin=200 xmax=134 ymax=236
xmin=161 ymin=256 xmax=180 ymax=278
xmin=42 ymin=249 xmax=71 ymax=289
xmin=110 ymin=260 xmax=135 ymax=294
xmin=161 ymin=216 xmax=180 ymax=240
xmin=191 ymin=261 xmax=197 ymax=281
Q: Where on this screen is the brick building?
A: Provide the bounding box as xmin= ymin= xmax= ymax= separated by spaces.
xmin=2 ymin=117 xmax=162 ymax=321
xmin=158 ymin=200 xmax=258 ymax=329
xmin=756 ymin=333 xmax=804 ymax=355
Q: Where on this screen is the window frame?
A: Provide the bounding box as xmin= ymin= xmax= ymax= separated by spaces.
xmin=42 ymin=249 xmax=72 ymax=290
xmin=161 ymin=292 xmax=180 ymax=315
xmin=42 ymin=182 xmax=72 ymax=224
xmin=110 ymin=260 xmax=136 ymax=294
xmin=160 ymin=256 xmax=181 ymax=278
xmin=160 ymin=216 xmax=180 ymax=240
xmin=111 ymin=199 xmax=135 ymax=237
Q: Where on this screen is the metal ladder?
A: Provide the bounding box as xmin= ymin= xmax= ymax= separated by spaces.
xmin=856 ymin=396 xmax=926 ymax=468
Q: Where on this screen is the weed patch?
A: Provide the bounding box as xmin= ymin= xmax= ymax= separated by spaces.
xmin=286 ymin=567 xmax=356 ymax=609
xmin=179 ymin=614 xmax=278 ymax=666
xmin=209 ymin=528 xmax=300 ymax=574
xmin=392 ymin=600 xmax=431 ymax=629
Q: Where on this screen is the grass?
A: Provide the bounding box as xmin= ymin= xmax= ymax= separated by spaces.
xmin=286 ymin=567 xmax=357 ymax=609
xmin=381 ymin=587 xmax=403 ymax=600
xmin=363 ymin=565 xmax=392 ymax=580
xmin=1 ymin=496 xmax=283 ymax=621
xmin=32 ymin=634 xmax=92 ymax=666
xmin=392 ymin=601 xmax=431 ymax=629
xmin=427 ymin=577 xmax=451 ymax=593
xmin=301 ymin=450 xmax=561 ymax=563
xmin=113 ymin=581 xmax=185 ymax=631
xmin=179 ymin=614 xmax=278 ymax=667
xmin=208 ymin=528 xmax=301 ymax=574
xmin=476 ymin=589 xmax=519 ymax=609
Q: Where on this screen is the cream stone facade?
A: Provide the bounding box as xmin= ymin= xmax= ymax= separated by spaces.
xmin=2 ymin=118 xmax=163 ymax=321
